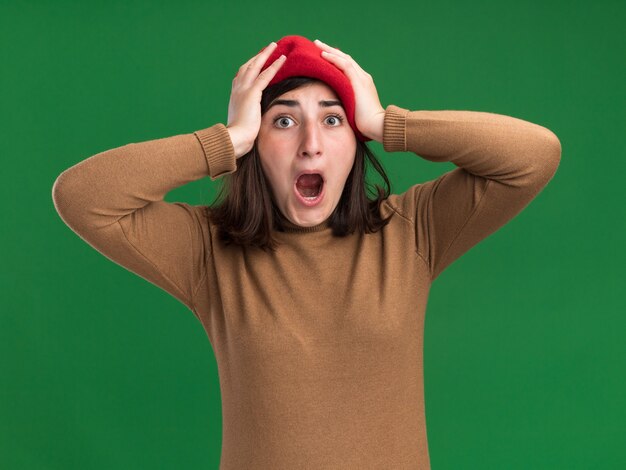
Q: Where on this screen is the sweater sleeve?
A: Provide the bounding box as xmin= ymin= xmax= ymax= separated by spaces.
xmin=51 ymin=123 xmax=237 ymax=315
xmin=382 ymin=104 xmax=562 ymax=282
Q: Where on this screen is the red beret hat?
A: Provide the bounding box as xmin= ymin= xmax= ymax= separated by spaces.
xmin=257 ymin=35 xmax=369 ymax=142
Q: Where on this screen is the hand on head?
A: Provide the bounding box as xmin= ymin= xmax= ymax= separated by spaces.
xmin=225 ymin=35 xmax=387 ymax=158
xmin=227 ymin=42 xmax=286 ymax=158
xmin=313 ymin=39 xmax=385 ymax=143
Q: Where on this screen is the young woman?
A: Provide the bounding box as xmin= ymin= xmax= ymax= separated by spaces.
xmin=52 ymin=35 xmax=561 ymax=469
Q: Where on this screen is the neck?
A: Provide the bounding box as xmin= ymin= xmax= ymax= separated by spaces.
xmin=278 ymin=216 xmax=333 ymax=233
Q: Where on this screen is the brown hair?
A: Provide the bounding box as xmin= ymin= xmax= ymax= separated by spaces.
xmin=207 ymin=76 xmax=393 ymax=252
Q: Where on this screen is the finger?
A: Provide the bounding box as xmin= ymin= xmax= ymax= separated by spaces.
xmin=236 ymin=41 xmax=277 ymax=79
xmin=315 ymin=39 xmax=368 ymax=75
xmin=255 ymin=54 xmax=286 ymax=87
xmin=238 ymin=42 xmax=275 ymax=74
xmin=235 ymin=53 xmax=259 ymax=78
xmin=319 ymin=51 xmax=360 ymax=79
xmin=313 ymin=39 xmax=348 ymax=58
xmin=242 ymin=41 xmax=278 ymax=79
xmin=314 ymin=39 xmax=357 ymax=66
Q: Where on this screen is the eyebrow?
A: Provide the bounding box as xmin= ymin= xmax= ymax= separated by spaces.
xmin=267 ymin=99 xmax=344 ymax=111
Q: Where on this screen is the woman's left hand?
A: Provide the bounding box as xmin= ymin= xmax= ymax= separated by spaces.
xmin=314 ymin=39 xmax=385 ymax=142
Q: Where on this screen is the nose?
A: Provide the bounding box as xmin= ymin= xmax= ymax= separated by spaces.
xmin=297 ymin=119 xmax=323 ymax=159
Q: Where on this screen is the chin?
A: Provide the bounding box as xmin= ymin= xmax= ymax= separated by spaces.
xmin=288 ymin=209 xmax=328 ymax=227
xmin=300 ymin=218 xmax=325 ymax=227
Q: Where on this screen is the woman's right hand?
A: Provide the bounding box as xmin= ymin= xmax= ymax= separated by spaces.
xmin=226 ymin=41 xmax=286 ymax=158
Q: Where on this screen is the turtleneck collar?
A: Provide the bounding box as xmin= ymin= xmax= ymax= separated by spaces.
xmin=278 ymin=216 xmax=333 ymax=233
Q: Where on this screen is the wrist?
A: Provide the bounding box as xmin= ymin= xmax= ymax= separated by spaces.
xmin=226 ymin=126 xmax=253 ymax=159
xmin=363 ymin=110 xmax=385 ymax=143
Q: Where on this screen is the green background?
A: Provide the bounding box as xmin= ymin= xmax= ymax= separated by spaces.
xmin=2 ymin=0 xmax=624 ymax=468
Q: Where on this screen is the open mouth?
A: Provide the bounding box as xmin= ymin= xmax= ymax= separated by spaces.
xmin=294 ymin=173 xmax=325 ymax=205
xmin=296 ymin=173 xmax=323 ymax=198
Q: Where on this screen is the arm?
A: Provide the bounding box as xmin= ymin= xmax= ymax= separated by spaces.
xmin=382 ymin=104 xmax=562 ymax=282
xmin=51 ymin=123 xmax=237 ymax=315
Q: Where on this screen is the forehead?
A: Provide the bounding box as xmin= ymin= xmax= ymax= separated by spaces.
xmin=266 ymin=89 xmax=344 ymax=117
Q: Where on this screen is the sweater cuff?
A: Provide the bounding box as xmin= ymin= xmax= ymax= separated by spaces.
xmin=193 ymin=123 xmax=237 ymax=181
xmin=383 ymin=104 xmax=410 ymax=152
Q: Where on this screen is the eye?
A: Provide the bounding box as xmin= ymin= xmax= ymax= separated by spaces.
xmin=274 ymin=116 xmax=294 ymax=128
xmin=325 ymin=113 xmax=345 ymax=126
xmin=272 ymin=113 xmax=346 ymax=129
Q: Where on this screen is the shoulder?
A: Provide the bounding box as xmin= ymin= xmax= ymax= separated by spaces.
xmin=381 ymin=183 xmax=429 ymax=223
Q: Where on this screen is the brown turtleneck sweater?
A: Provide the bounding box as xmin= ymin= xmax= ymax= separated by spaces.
xmin=52 ymin=104 xmax=561 ymax=469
